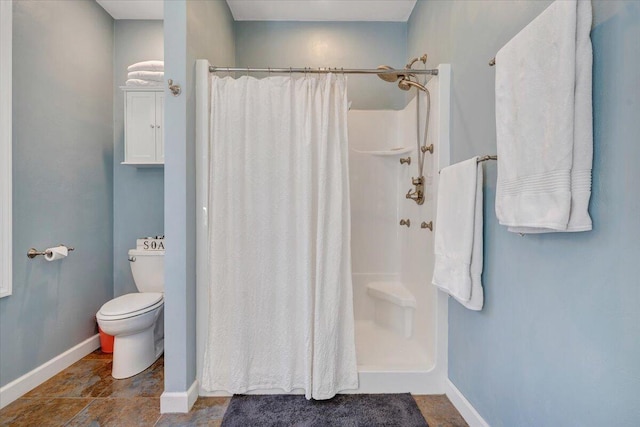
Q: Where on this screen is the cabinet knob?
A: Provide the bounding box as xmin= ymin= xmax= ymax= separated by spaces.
xmin=156 ymin=125 xmax=160 ymax=129
xmin=150 ymin=124 xmax=155 ymax=128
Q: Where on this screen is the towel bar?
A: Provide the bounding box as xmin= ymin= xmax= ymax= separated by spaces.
xmin=438 ymin=155 xmax=497 ymax=175
xmin=477 ymin=155 xmax=498 ymax=163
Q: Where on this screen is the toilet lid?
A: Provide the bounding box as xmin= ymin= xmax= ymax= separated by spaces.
xmin=99 ymin=293 xmax=163 ymax=317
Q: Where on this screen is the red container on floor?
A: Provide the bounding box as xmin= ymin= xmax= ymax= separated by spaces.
xmin=98 ymin=326 xmax=114 ymax=353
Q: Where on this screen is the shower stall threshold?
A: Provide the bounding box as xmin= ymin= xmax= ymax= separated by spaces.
xmin=348 ymin=320 xmax=445 ymax=395
xmin=198 ymin=370 xmax=446 ymax=397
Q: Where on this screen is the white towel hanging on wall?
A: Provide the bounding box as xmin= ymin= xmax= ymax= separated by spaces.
xmin=432 ymin=157 xmax=484 ymax=311
xmin=494 ymin=0 xmax=593 ymax=234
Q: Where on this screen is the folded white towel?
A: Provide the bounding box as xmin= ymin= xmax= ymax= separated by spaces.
xmin=127 ymin=71 xmax=164 ymax=82
xmin=127 ymin=60 xmax=164 ymax=72
xmin=495 ymin=0 xmax=593 ymax=234
xmin=125 ymin=79 xmax=162 ymax=87
xmin=432 ymin=158 xmax=483 ymax=311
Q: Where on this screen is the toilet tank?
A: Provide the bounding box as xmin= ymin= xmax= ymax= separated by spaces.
xmin=128 ymin=249 xmax=164 ymax=293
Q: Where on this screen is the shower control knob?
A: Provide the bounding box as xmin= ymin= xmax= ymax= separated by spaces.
xmin=421 ymin=221 xmax=433 ymax=231
xmin=400 ymin=157 xmax=411 ymax=165
xmin=399 ymin=219 xmax=411 ymax=227
xmin=421 ymin=144 xmax=434 ymax=154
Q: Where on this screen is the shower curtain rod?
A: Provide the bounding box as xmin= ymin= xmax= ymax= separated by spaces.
xmin=209 ymin=65 xmax=439 ymax=76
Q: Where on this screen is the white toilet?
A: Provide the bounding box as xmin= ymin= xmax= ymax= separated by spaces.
xmin=97 ymin=249 xmax=164 ymax=379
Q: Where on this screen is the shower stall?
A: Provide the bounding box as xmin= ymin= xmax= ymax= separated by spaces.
xmin=195 ymin=60 xmax=451 ymax=395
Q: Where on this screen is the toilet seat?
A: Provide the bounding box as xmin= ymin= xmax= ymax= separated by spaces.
xmin=98 ymin=293 xmax=163 ymax=320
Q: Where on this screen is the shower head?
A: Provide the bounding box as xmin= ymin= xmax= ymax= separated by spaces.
xmin=376 ymin=65 xmax=401 ymax=82
xmin=398 ymin=78 xmax=427 ymax=92
xmin=378 ymin=64 xmax=428 ymax=92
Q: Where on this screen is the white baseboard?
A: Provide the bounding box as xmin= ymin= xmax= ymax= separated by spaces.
xmin=0 ymin=334 xmax=100 ymax=409
xmin=446 ymin=379 xmax=490 ymax=427
xmin=161 ymin=379 xmax=199 ymax=413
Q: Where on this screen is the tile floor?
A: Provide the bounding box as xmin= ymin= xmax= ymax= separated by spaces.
xmin=0 ymin=350 xmax=467 ymax=426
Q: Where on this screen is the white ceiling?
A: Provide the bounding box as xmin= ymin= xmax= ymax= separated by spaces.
xmin=96 ymin=0 xmax=418 ymax=22
xmin=227 ymin=0 xmax=418 ymax=22
xmin=96 ymin=0 xmax=163 ymax=20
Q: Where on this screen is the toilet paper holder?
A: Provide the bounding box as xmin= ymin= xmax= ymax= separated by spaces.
xmin=27 ymin=245 xmax=74 ymax=259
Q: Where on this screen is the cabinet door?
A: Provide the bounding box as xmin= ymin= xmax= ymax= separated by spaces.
xmin=125 ymin=92 xmax=156 ymax=163
xmin=155 ymin=92 xmax=165 ymax=163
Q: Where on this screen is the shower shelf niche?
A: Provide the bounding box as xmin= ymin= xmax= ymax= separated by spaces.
xmin=366 ymin=281 xmax=416 ymax=339
xmin=350 ymin=146 xmax=412 ymax=156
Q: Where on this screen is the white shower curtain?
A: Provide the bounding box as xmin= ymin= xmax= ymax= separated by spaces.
xmin=202 ymin=74 xmax=358 ymax=400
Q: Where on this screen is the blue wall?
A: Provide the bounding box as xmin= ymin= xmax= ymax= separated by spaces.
xmin=234 ymin=22 xmax=407 ymax=110
xmin=163 ymin=0 xmax=236 ymax=395
xmin=113 ymin=20 xmax=164 ymax=297
xmin=0 ymin=0 xmax=114 ymax=387
xmin=408 ymin=1 xmax=640 ymax=425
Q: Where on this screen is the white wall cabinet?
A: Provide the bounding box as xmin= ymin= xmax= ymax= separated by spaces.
xmin=122 ymin=87 xmax=164 ymax=166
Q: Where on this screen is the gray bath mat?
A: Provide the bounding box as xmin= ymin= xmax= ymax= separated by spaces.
xmin=221 ymin=393 xmax=428 ymax=427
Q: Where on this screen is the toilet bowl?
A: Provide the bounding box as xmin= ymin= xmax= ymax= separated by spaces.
xmin=97 ymin=249 xmax=164 ymax=379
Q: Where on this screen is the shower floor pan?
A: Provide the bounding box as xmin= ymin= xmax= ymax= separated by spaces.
xmin=355 ymin=320 xmax=431 ymax=371
xmin=342 ymin=320 xmax=443 ymax=395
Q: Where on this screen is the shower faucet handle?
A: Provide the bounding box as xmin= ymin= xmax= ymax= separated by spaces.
xmin=421 ymin=144 xmax=434 ymax=154
xmin=406 ymin=187 xmax=425 ymax=205
xmin=399 ymin=219 xmax=411 ymax=227
xmin=400 ymin=157 xmax=411 ymax=165
xmin=421 ymin=221 xmax=433 ymax=231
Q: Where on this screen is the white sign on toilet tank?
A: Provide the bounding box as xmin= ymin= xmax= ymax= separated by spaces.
xmin=136 ymin=236 xmax=165 ymax=251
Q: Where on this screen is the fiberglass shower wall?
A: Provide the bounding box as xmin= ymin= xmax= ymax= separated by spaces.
xmin=348 ymin=85 xmax=440 ymax=371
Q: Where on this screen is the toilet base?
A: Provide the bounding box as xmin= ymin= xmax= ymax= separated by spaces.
xmin=96 ymin=295 xmax=164 ymax=379
xmin=112 ymin=328 xmax=161 ymax=379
